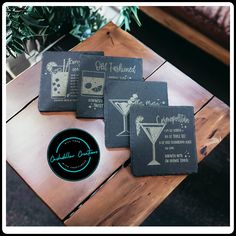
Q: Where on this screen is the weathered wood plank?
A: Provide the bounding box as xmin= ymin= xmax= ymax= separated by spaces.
xmin=6 ymin=62 xmax=42 ymax=121
xmin=64 ymin=97 xmax=229 ymax=226
xmin=71 ymin=22 xmax=165 ymax=79
xmin=146 ymin=62 xmax=213 ymax=112
xmin=6 ymin=99 xmax=130 ymax=219
xmin=6 ymin=61 xmax=213 ymax=221
xmin=6 ymin=22 xmax=215 ymax=222
xmin=6 ymin=22 xmax=165 ymax=121
xmin=6 ymin=63 xmax=213 ymax=220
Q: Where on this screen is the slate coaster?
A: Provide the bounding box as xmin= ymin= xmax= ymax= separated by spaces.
xmin=38 ymin=51 xmax=104 ymax=112
xmin=130 ymin=106 xmax=198 ymax=176
xmin=104 ymin=80 xmax=168 ymax=148
xmin=76 ymin=55 xmax=143 ymax=118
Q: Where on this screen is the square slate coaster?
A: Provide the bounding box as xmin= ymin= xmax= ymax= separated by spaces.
xmin=76 ymin=55 xmax=143 ymax=119
xmin=104 ymin=80 xmax=168 ymax=148
xmin=130 ymin=106 xmax=198 ymax=176
xmin=38 ymin=51 xmax=104 ymax=112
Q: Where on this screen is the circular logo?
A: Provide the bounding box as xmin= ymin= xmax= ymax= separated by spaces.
xmin=47 ymin=129 xmax=100 ymax=181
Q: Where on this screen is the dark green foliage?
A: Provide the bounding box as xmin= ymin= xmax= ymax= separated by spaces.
xmin=6 ymin=6 xmax=141 ymax=58
xmin=117 ymin=6 xmax=141 ymax=31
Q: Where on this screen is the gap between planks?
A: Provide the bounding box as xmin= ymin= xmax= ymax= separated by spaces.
xmin=5 ymin=67 xmax=160 ymax=124
xmin=64 ymin=96 xmax=229 ymax=226
xmin=62 ymin=96 xmax=215 ymax=223
xmin=144 ymin=61 xmax=167 ymax=80
xmin=6 ymin=62 xmax=164 ymax=123
xmin=6 ymin=96 xmax=39 ymax=123
xmin=62 ymin=163 xmax=125 ymax=221
xmin=6 ymin=23 xmax=213 ymax=221
xmin=5 ymin=61 xmax=166 ymax=221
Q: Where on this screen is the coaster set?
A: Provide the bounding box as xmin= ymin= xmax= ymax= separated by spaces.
xmin=39 ymin=51 xmax=198 ymax=177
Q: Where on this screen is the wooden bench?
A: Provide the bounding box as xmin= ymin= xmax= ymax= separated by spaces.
xmin=140 ymin=6 xmax=230 ymax=65
xmin=6 ymin=22 xmax=230 ymax=226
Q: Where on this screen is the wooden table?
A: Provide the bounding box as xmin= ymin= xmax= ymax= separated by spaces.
xmin=6 ymin=22 xmax=230 ymax=226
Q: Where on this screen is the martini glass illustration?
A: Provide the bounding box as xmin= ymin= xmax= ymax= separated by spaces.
xmin=137 ymin=116 xmax=166 ymax=166
xmin=109 ymin=99 xmax=131 ymax=136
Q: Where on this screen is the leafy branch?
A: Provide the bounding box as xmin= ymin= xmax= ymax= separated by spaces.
xmin=6 ymin=6 xmax=141 ymax=58
xmin=116 ymin=6 xmax=141 ymax=31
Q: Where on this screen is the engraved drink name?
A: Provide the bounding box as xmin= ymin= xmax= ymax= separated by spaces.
xmin=95 ymin=61 xmax=136 ymax=74
xmin=67 ymin=58 xmax=80 ymax=65
xmin=50 ymin=149 xmax=98 ymax=163
xmin=156 ymin=114 xmax=190 ymax=125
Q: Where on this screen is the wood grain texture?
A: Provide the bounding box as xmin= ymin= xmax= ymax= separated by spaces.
xmin=71 ymin=22 xmax=165 ymax=78
xmin=6 ymin=21 xmax=222 ymax=224
xmin=6 ymin=22 xmax=165 ymax=121
xmin=6 ymin=62 xmax=42 ymax=121
xmin=140 ymin=6 xmax=229 ymax=65
xmin=64 ymin=97 xmax=230 ymax=226
xmin=6 ymin=99 xmax=130 ymax=219
xmin=6 ymin=59 xmax=212 ymax=220
xmin=146 ymin=62 xmax=213 ymax=112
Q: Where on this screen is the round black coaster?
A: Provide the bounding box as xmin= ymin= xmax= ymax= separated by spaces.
xmin=47 ymin=128 xmax=100 ymax=181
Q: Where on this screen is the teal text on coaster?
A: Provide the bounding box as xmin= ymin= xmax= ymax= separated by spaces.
xmin=47 ymin=128 xmax=100 ymax=181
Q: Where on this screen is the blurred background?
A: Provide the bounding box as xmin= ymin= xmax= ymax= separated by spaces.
xmin=6 ymin=6 xmax=230 ymax=226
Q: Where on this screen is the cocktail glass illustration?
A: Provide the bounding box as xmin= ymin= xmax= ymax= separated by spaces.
xmin=51 ymin=68 xmax=69 ymax=97
xmin=109 ymin=99 xmax=131 ymax=136
xmin=47 ymin=59 xmax=70 ymax=98
xmin=136 ymin=116 xmax=166 ymax=166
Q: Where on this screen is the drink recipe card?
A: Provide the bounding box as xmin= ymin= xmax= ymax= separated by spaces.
xmin=130 ymin=106 xmax=198 ymax=176
xmin=76 ymin=55 xmax=143 ymax=118
xmin=38 ymin=51 xmax=104 ymax=111
xmin=104 ymin=80 xmax=169 ymax=148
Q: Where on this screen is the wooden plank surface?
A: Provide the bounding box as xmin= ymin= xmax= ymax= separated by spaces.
xmin=146 ymin=62 xmax=213 ymax=112
xmin=6 ymin=21 xmax=219 ymax=223
xmin=6 ymin=61 xmax=213 ymax=220
xmin=6 ymin=22 xmax=165 ymax=121
xmin=71 ymin=22 xmax=165 ymax=78
xmin=6 ymin=101 xmax=130 ymax=219
xmin=6 ymin=62 xmax=42 ymax=121
xmin=140 ymin=6 xmax=230 ymax=65
xmin=6 ymin=22 xmax=165 ymax=220
xmin=65 ymin=97 xmax=230 ymax=226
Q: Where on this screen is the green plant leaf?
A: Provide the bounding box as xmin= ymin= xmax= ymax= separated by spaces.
xmin=7 ymin=45 xmax=17 ymax=58
xmin=10 ymin=42 xmax=24 ymax=54
xmin=20 ymin=14 xmax=48 ymax=28
xmin=12 ymin=38 xmax=25 ymax=51
xmin=39 ymin=27 xmax=49 ymax=35
xmin=116 ymin=14 xmax=125 ymax=27
xmin=131 ymin=14 xmax=141 ymax=27
xmin=27 ymin=7 xmax=41 ymax=18
xmin=131 ymin=7 xmax=142 ymax=26
xmin=25 ymin=25 xmax=37 ymax=35
xmin=6 ymin=6 xmax=139 ymax=57
xmin=115 ymin=6 xmax=141 ymax=31
xmin=6 ymin=34 xmax=12 ymax=44
xmin=12 ymin=30 xmax=26 ymax=41
xmin=42 ymin=7 xmax=49 ymax=16
xmin=48 ymin=11 xmax=55 ymax=23
xmin=34 ymin=7 xmax=43 ymax=17
xmin=124 ymin=17 xmax=130 ymax=31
